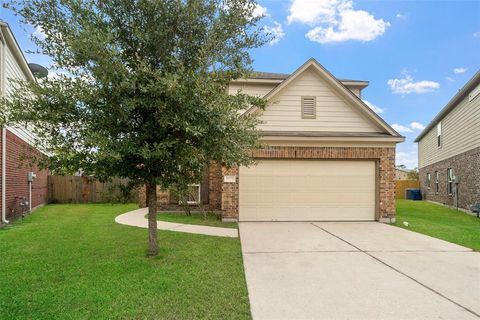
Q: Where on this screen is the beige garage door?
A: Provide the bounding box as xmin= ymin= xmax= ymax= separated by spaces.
xmin=239 ymin=160 xmax=376 ymax=221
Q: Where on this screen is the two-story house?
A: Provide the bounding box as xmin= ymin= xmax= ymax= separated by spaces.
xmin=140 ymin=58 xmax=405 ymax=223
xmin=415 ymin=71 xmax=480 ymax=211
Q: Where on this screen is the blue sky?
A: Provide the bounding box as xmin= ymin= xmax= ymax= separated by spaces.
xmin=2 ymin=0 xmax=480 ymax=168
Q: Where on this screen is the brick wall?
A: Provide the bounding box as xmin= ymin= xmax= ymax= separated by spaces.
xmin=419 ymin=146 xmax=480 ymax=210
xmin=221 ymin=166 xmax=239 ymax=220
xmin=137 ymin=146 xmax=397 ymax=221
xmin=138 ymin=185 xmax=169 ymax=208
xmin=138 ymin=162 xmax=223 ymax=211
xmin=221 ymin=146 xmax=396 ymax=221
xmin=208 ymin=162 xmax=223 ymax=209
xmin=0 ymin=129 xmax=48 ymax=222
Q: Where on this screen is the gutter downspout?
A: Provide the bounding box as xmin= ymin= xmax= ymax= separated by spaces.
xmin=2 ymin=127 xmax=7 ymax=224
xmin=0 ymin=27 xmax=7 ymax=224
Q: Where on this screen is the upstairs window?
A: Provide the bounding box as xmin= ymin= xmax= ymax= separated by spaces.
xmin=301 ymin=96 xmax=316 ymax=119
xmin=447 ymin=168 xmax=454 ymax=195
xmin=427 ymin=173 xmax=431 ymax=189
xmin=435 ymin=171 xmax=439 ymax=194
xmin=437 ymin=122 xmax=442 ymax=148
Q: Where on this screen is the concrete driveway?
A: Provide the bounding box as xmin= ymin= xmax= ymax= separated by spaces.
xmin=240 ymin=222 xmax=480 ymax=320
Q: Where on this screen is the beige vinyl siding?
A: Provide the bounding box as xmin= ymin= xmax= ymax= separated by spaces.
xmin=227 ymin=81 xmax=361 ymax=99
xmin=418 ymin=82 xmax=480 ymax=168
xmin=228 ymin=82 xmax=277 ymax=97
xmin=257 ymin=68 xmax=379 ymax=133
xmin=3 ymin=38 xmax=37 ymax=145
xmin=4 ymin=41 xmax=27 ymax=96
xmin=0 ymin=38 xmax=4 ymax=94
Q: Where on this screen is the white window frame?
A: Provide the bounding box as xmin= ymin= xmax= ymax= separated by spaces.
xmin=186 ymin=184 xmax=201 ymax=205
xmin=427 ymin=173 xmax=431 ymax=189
xmin=447 ymin=168 xmax=454 ymax=195
xmin=435 ymin=171 xmax=439 ymax=194
xmin=437 ymin=122 xmax=442 ymax=148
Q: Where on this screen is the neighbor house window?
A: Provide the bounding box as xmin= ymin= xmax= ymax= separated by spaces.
xmin=186 ymin=184 xmax=201 ymax=204
xmin=447 ymin=168 xmax=454 ymax=195
xmin=435 ymin=171 xmax=439 ymax=194
xmin=427 ymin=173 xmax=431 ymax=189
xmin=437 ymin=122 xmax=442 ymax=148
xmin=301 ymin=96 xmax=316 ymax=119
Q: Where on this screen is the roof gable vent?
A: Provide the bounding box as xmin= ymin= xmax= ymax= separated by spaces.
xmin=301 ymin=96 xmax=316 ymax=119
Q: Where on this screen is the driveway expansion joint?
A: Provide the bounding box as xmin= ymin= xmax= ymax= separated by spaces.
xmin=243 ymin=250 xmax=360 ymax=254
xmin=310 ymin=222 xmax=480 ymax=318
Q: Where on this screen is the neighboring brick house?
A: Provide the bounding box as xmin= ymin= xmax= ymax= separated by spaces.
xmin=415 ymin=71 xmax=480 ymax=211
xmin=140 ymin=59 xmax=404 ymax=222
xmin=0 ymin=21 xmax=49 ymax=225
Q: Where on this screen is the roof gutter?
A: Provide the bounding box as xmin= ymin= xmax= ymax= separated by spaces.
xmin=231 ymin=78 xmax=369 ymax=89
xmin=414 ymin=71 xmax=480 ymax=142
xmin=260 ymin=131 xmax=405 ymax=143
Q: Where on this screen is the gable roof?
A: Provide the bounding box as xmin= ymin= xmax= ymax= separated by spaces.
xmin=414 ymin=70 xmax=480 ymax=142
xmin=245 ymin=58 xmax=403 ymax=138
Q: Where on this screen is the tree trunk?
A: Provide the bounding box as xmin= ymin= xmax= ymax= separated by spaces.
xmin=147 ymin=182 xmax=159 ymax=256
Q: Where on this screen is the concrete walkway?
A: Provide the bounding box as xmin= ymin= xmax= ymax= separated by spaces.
xmin=115 ymin=208 xmax=238 ymax=238
xmin=240 ymin=222 xmax=480 ymax=320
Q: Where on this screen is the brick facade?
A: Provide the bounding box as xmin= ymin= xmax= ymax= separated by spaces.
xmin=221 ymin=166 xmax=239 ymax=220
xmin=138 ymin=162 xmax=223 ymax=211
xmin=0 ymin=129 xmax=49 ymax=223
xmin=419 ymin=147 xmax=480 ymax=211
xmin=139 ymin=146 xmax=396 ymax=221
xmin=220 ymin=146 xmax=396 ymax=221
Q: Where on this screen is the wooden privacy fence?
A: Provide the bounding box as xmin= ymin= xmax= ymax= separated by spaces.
xmin=48 ymin=175 xmax=137 ymax=203
xmin=395 ymin=180 xmax=420 ymax=199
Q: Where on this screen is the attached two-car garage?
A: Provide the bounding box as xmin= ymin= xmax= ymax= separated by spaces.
xmin=239 ymin=160 xmax=376 ymax=221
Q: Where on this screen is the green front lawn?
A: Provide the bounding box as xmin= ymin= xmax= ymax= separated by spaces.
xmin=0 ymin=204 xmax=250 ymax=319
xmin=157 ymin=212 xmax=238 ymax=229
xmin=395 ymin=200 xmax=480 ymax=251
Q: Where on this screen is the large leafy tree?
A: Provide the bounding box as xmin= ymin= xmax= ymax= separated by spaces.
xmin=1 ymin=0 xmax=267 ymax=256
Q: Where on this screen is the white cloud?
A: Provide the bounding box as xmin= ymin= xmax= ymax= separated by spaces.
xmin=474 ymin=32 xmax=480 ymax=37
xmin=46 ymin=69 xmax=70 ymax=81
xmin=253 ymin=4 xmax=268 ymax=18
xmin=32 ymin=26 xmax=46 ymax=39
xmin=287 ymin=0 xmax=341 ymax=25
xmin=387 ymin=71 xmax=440 ymax=94
xmin=363 ymin=100 xmax=384 ymax=114
xmin=288 ymin=0 xmax=389 ymax=44
xmin=392 ymin=124 xmax=413 ymax=133
xmin=264 ymin=22 xmax=285 ymax=45
xmin=410 ymin=122 xmax=425 ymax=130
xmin=446 ymin=76 xmax=455 ymax=83
xmin=396 ymin=150 xmax=418 ymax=169
xmin=453 ymin=67 xmax=467 ymax=74
xmin=392 ymin=122 xmax=425 ymax=133
xmin=395 ymin=13 xmax=408 ymax=20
